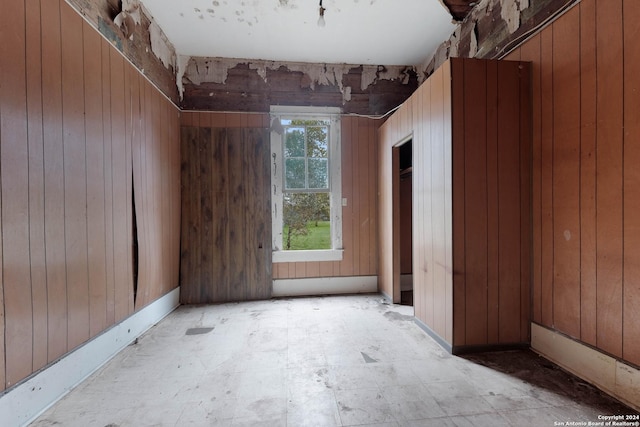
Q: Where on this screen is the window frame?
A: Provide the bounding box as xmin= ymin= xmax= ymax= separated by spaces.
xmin=270 ymin=106 xmax=343 ymax=263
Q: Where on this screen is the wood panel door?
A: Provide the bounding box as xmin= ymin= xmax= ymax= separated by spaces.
xmin=180 ymin=127 xmax=272 ymax=304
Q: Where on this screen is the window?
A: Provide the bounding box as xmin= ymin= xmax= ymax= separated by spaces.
xmin=271 ymin=106 xmax=342 ymax=263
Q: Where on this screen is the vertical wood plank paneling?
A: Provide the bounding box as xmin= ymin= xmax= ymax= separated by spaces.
xmin=519 ymin=61 xmax=532 ymax=343
xmin=132 ymin=76 xmax=146 ymax=308
xmin=61 ymin=4 xmax=89 ymax=350
xmin=451 ymin=59 xmax=466 ymax=346
xmin=102 ymin=38 xmax=115 ymax=327
xmin=340 ymin=117 xmax=354 ymax=277
xmin=595 ymin=0 xmax=623 ymax=358
xmin=351 ymin=117 xmax=362 ymax=276
xmin=1 ymin=0 xmax=32 ymax=387
xmin=497 ymin=61 xmax=522 ymax=343
xmin=228 ymin=129 xmax=247 ymax=300
xmin=485 ymin=60 xmax=500 ymax=343
xmin=622 ymin=0 xmax=640 ymax=366
xmin=246 ymin=129 xmax=271 ymax=299
xmin=180 ymin=127 xmax=200 ymax=303
xmin=211 ymin=129 xmax=229 ymax=301
xmin=110 ymin=48 xmax=130 ymax=323
xmin=441 ymin=61 xmax=454 ymax=344
xmin=540 ymin=26 xmax=555 ymax=327
xmin=26 ymin=0 xmax=48 ymax=371
xmin=463 ymin=59 xmax=488 ymax=346
xmin=420 ymin=81 xmax=432 ymax=326
xmin=83 ymin=20 xmax=107 ymax=337
xmin=158 ymin=92 xmax=169 ymax=297
xmin=431 ymin=65 xmax=447 ymax=339
xmin=579 ymin=0 xmax=597 ymax=347
xmin=552 ymin=7 xmax=581 ymax=339
xmin=42 ymin=0 xmax=68 ymax=364
xmin=520 ymin=34 xmax=543 ymax=326
xmin=199 ymin=128 xmax=214 ymax=302
xmin=358 ymin=119 xmax=371 ymax=274
xmin=0 ymin=0 xmax=181 ymax=387
xmin=370 ymin=120 xmax=379 ymax=276
xmin=172 ymin=109 xmax=182 ymax=290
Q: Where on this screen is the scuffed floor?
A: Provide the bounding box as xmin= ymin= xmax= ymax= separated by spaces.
xmin=31 ymin=294 xmax=636 ymax=426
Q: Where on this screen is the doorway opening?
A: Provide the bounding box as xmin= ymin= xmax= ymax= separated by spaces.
xmin=393 ymin=138 xmax=413 ymax=306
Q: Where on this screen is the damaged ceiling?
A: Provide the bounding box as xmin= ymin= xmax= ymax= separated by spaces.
xmin=138 ymin=0 xmax=457 ymax=66
xmin=441 ymin=0 xmax=477 ymax=21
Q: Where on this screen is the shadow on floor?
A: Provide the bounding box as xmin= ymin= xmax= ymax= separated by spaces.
xmin=460 ymin=349 xmax=638 ymax=415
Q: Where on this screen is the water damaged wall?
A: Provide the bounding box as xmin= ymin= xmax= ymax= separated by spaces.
xmin=179 ymin=58 xmax=419 ymax=115
xmin=423 ymin=0 xmax=577 ymax=76
xmin=65 ymin=0 xmax=179 ymax=103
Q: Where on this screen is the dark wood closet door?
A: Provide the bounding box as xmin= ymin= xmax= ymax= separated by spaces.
xmin=180 ymin=127 xmax=272 ymax=303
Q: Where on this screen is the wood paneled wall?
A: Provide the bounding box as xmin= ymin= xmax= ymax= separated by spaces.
xmin=0 ymin=0 xmax=180 ymax=391
xmin=181 ymin=112 xmax=379 ymax=280
xmin=379 ymin=58 xmax=531 ymax=351
xmin=180 ymin=127 xmax=272 ymax=303
xmin=505 ymin=0 xmax=640 ymax=367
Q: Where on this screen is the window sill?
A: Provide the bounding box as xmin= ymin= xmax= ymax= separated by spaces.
xmin=272 ymin=249 xmax=344 ymax=263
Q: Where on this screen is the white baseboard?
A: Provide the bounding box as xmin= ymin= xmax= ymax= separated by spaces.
xmin=531 ymin=323 xmax=640 ymax=411
xmin=0 ymin=287 xmax=180 ymax=427
xmin=272 ymin=276 xmax=377 ymax=297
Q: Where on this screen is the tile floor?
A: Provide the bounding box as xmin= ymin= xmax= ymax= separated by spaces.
xmin=31 ymin=294 xmax=637 ymax=426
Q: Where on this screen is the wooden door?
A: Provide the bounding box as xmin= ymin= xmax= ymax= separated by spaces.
xmin=180 ymin=127 xmax=272 ymax=303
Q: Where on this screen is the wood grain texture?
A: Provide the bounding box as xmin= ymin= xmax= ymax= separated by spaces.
xmin=496 ymin=61 xmax=523 ymax=344
xmin=579 ymin=0 xmax=597 ymax=347
xmin=180 ymin=127 xmax=272 ymax=303
xmin=463 ymin=59 xmax=488 ymax=346
xmin=540 ymin=26 xmax=555 ymax=328
xmin=26 ymin=0 xmax=48 ymax=372
xmin=551 ymin=7 xmax=581 ymax=339
xmin=83 ymin=20 xmax=108 ymax=338
xmin=0 ymin=0 xmax=181 ymax=388
xmin=595 ymin=0 xmax=623 ymax=358
xmin=379 ymin=58 xmax=530 ymax=350
xmin=61 ymin=3 xmax=90 ymax=350
xmin=450 ymin=59 xmax=466 ymax=346
xmin=518 ymin=0 xmax=640 ymax=368
xmin=42 ymin=0 xmax=69 ymax=364
xmin=622 ymin=0 xmax=640 ymax=367
xmin=485 ymin=60 xmax=499 ymax=344
xmin=520 ymin=34 xmax=542 ymax=326
xmin=1 ymin=0 xmax=32 ymax=387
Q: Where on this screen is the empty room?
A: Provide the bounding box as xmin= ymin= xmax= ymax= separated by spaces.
xmin=1 ymin=0 xmax=639 ymax=425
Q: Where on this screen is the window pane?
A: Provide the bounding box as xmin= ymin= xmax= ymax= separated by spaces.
xmin=307 ymin=126 xmax=328 ymax=158
xmin=308 ymin=158 xmax=328 ymax=189
xmin=283 ymin=192 xmax=331 ymax=250
xmin=285 ymin=127 xmax=305 ymax=157
xmin=285 ymin=158 xmax=305 ymax=189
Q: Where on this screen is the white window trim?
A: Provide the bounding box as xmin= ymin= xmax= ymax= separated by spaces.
xmin=270 ymin=106 xmax=343 ymax=263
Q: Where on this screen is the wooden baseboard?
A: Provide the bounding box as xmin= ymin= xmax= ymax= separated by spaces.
xmin=531 ymin=323 xmax=640 ymax=411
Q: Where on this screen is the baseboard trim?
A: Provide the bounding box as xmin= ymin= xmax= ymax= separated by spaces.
xmin=272 ymin=276 xmax=377 ymax=297
xmin=531 ymin=322 xmax=640 ymax=411
xmin=452 ymin=342 xmax=530 ymax=355
xmin=414 ymin=317 xmax=453 ymax=354
xmin=0 ymin=287 xmax=181 ymax=427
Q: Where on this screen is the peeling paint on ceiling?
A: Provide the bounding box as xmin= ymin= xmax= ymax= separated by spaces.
xmin=180 ymin=57 xmax=416 ymax=104
xmin=139 ymin=0 xmax=456 ymax=66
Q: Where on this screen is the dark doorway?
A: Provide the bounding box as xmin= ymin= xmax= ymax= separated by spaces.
xmin=393 ymin=139 xmax=413 ymax=306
